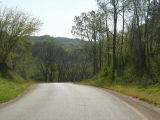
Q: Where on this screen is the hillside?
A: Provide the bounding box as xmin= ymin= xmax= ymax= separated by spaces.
xmin=27 ymin=35 xmax=85 ymax=46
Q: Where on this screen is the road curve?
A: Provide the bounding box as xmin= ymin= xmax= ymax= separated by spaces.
xmin=0 ymin=83 xmax=160 ymax=120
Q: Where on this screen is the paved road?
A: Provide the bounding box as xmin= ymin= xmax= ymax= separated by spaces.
xmin=0 ymin=83 xmax=160 ymax=120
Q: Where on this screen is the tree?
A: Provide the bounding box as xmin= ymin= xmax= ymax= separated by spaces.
xmin=70 ymin=0 xmax=160 ymax=85
xmin=97 ymin=0 xmax=127 ymax=81
xmin=72 ymin=11 xmax=107 ymax=74
xmin=0 ymin=8 xmax=42 ymax=72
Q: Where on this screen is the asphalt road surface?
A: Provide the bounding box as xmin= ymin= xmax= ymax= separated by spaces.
xmin=0 ymin=83 xmax=160 ymax=120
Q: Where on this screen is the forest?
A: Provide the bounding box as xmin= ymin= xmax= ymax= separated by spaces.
xmin=0 ymin=0 xmax=160 ymax=86
xmin=72 ymin=0 xmax=160 ymax=85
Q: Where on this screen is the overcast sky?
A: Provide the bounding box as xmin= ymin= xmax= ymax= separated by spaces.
xmin=1 ymin=0 xmax=97 ymax=38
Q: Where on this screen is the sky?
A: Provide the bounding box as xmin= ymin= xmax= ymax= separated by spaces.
xmin=1 ymin=0 xmax=97 ymax=38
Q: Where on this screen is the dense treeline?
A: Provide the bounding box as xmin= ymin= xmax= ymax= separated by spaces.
xmin=1 ymin=0 xmax=160 ymax=84
xmin=0 ymin=8 xmax=41 ymax=72
xmin=0 ymin=7 xmax=92 ymax=82
xmin=72 ymin=0 xmax=160 ymax=85
xmin=31 ymin=41 xmax=92 ymax=82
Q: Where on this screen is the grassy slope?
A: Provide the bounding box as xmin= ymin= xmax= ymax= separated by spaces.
xmin=80 ymin=73 xmax=160 ymax=105
xmin=0 ymin=72 xmax=34 ymax=103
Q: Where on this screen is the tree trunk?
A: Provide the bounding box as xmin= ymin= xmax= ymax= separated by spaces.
xmin=112 ymin=1 xmax=118 ymax=82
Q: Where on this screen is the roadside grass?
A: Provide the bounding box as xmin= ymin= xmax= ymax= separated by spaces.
xmin=80 ymin=76 xmax=160 ymax=105
xmin=0 ymin=72 xmax=34 ymax=103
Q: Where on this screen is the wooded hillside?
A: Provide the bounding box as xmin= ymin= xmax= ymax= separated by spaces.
xmin=72 ymin=0 xmax=160 ymax=85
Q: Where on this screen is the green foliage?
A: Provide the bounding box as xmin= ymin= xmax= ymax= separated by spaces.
xmin=30 ymin=39 xmax=93 ymax=82
xmin=0 ymin=7 xmax=42 ymax=72
xmin=73 ymin=0 xmax=160 ymax=86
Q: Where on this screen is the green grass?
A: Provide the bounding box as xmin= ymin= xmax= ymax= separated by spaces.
xmin=80 ymin=76 xmax=160 ymax=105
xmin=0 ymin=72 xmax=34 ymax=103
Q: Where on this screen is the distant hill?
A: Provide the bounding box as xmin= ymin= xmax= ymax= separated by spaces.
xmin=26 ymin=35 xmax=85 ymax=46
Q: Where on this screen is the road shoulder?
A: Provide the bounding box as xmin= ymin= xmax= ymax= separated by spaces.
xmin=0 ymin=84 xmax=38 ymax=109
xmin=79 ymin=84 xmax=160 ymax=120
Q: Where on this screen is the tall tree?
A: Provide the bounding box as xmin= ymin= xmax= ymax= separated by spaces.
xmin=0 ymin=8 xmax=42 ymax=72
